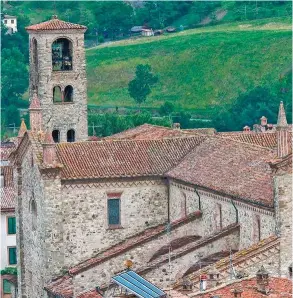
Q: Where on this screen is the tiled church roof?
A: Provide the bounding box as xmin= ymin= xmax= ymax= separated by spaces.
xmin=56 ymin=136 xmax=206 ymax=180
xmin=26 ymin=16 xmax=87 ymax=31
xmin=167 ymin=137 xmax=275 ymax=207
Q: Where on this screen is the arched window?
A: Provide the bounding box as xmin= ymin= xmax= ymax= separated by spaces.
xmin=67 ymin=129 xmax=75 ymax=142
xmin=52 ymin=130 xmax=60 ymax=143
xmin=30 ymin=199 xmax=37 ymax=231
xmin=53 ymin=86 xmax=62 ymax=103
xmin=64 ymin=85 xmax=73 ymax=102
xmin=253 ymin=215 xmax=261 ymax=243
xmin=52 ymin=38 xmax=73 ymax=71
xmin=32 ymin=38 xmax=38 ymax=71
xmin=181 ymin=192 xmax=187 ymax=218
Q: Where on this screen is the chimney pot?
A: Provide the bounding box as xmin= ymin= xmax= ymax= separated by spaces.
xmin=256 ymin=266 xmax=269 ymax=294
xmin=243 ymin=126 xmax=250 ymax=133
xmin=172 ymin=123 xmax=180 ymax=130
xmin=260 ymin=116 xmax=267 ymax=126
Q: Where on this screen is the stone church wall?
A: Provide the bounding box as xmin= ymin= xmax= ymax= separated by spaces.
xmin=61 ymin=178 xmax=169 ymax=266
xmin=169 ymin=180 xmax=275 ymax=249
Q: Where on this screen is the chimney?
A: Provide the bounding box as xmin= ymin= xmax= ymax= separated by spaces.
xmin=42 ymin=130 xmax=56 ymax=166
xmin=260 ymin=116 xmax=267 ymax=126
xmin=276 ymin=101 xmax=289 ymax=158
xmin=29 ymin=89 xmax=42 ymax=132
xmin=172 ymin=123 xmax=180 ymax=130
xmin=230 ymin=289 xmax=243 ymax=298
xmin=17 ymin=118 xmax=27 ymax=145
xmin=207 ymin=267 xmax=221 ymax=289
xmin=256 ymin=266 xmax=269 ymax=294
xmin=181 ymin=276 xmax=193 ymax=291
xmin=199 ymin=273 xmax=207 ymax=291
xmin=243 ymin=126 xmax=250 ymax=133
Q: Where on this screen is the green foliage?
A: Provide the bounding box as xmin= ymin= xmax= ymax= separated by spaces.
xmin=4 ymin=105 xmax=21 ymax=127
xmin=159 ymin=101 xmax=175 ymax=116
xmin=88 ymin=112 xmax=171 ymax=137
xmin=128 ymin=64 xmax=158 ymax=107
xmin=1 ymin=267 xmax=17 ymax=275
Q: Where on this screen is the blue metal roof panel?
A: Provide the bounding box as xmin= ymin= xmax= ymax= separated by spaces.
xmin=111 ymin=270 xmax=166 ymax=298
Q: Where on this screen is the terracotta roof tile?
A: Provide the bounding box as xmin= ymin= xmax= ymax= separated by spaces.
xmin=56 ymin=136 xmax=206 ymax=180
xmin=26 ymin=16 xmax=87 ymax=31
xmin=77 ymin=290 xmax=102 ymax=298
xmin=1 ymin=187 xmax=15 ymax=212
xmin=0 ymin=142 xmax=15 ymax=161
xmin=1 ymin=166 xmax=13 ymax=187
xmin=190 ymin=277 xmax=292 ymax=298
xmin=218 ymin=131 xmax=292 ymax=152
xmin=45 ymin=275 xmax=73 ymax=298
xmin=106 ymin=124 xmax=204 ymax=140
xmin=167 ymin=137 xmax=275 ymax=207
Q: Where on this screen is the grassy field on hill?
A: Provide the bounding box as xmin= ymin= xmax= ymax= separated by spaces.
xmin=86 ymin=17 xmax=291 ymax=115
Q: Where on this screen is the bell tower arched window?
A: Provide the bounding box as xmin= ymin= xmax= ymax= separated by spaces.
xmin=53 ymin=86 xmax=62 ymax=103
xmin=64 ymin=85 xmax=73 ymax=102
xmin=67 ymin=129 xmax=75 ymax=142
xmin=52 ymin=130 xmax=60 ymax=143
xmin=52 ymin=38 xmax=73 ymax=71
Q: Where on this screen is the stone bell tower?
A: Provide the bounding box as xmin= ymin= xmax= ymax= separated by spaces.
xmin=26 ymin=16 xmax=88 ymax=142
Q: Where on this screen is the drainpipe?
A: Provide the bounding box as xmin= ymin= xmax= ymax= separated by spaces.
xmin=166 ymin=177 xmax=170 ymax=223
xmin=194 ymin=188 xmax=201 ymax=211
xmin=231 ymin=199 xmax=239 ymax=224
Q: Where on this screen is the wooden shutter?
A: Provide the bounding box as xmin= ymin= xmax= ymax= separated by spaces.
xmin=8 ymin=217 xmax=16 ymax=234
xmin=9 ymin=247 xmax=17 ymax=265
xmin=108 ymin=199 xmax=120 ymax=225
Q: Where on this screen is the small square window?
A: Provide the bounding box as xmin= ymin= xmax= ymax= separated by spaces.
xmin=4 ymin=20 xmax=7 ymax=24
xmin=11 ymin=20 xmax=14 ymax=24
xmin=8 ymin=247 xmax=17 ymax=265
xmin=108 ymin=198 xmax=120 ymax=226
xmin=7 ymin=217 xmax=16 ymax=234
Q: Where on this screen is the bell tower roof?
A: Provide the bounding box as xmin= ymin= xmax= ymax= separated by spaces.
xmin=26 ymin=15 xmax=87 ymax=32
xmin=277 ymin=101 xmax=288 ymax=128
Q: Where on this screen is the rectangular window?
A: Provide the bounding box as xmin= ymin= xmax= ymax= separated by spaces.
xmin=108 ymin=198 xmax=120 ymax=226
xmin=11 ymin=20 xmax=14 ymax=24
xmin=8 ymin=247 xmax=17 ymax=265
xmin=3 ymin=279 xmax=11 ymax=294
xmin=7 ymin=216 xmax=16 ymax=234
xmin=4 ymin=20 xmax=7 ymax=24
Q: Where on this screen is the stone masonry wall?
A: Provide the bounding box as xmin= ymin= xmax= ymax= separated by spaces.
xmin=169 ymin=180 xmax=275 ymax=249
xmin=274 ymin=172 xmax=292 ymax=277
xmin=72 ymin=215 xmax=204 ymax=295
xmin=17 ymin=145 xmax=64 ymax=298
xmin=61 ymin=179 xmax=168 ymax=266
xmin=28 ymin=30 xmax=88 ymax=141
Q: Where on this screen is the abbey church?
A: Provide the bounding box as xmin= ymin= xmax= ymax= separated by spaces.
xmin=8 ymin=17 xmax=292 ymax=297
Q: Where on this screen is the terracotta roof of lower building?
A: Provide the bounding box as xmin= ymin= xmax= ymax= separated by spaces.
xmin=1 ymin=187 xmax=15 ymax=212
xmin=166 ymin=137 xmax=275 ymax=207
xmin=77 ymin=290 xmax=102 ymax=298
xmin=190 ymin=277 xmax=292 ymax=297
xmin=106 ymin=124 xmax=205 ymax=140
xmin=56 ymin=136 xmax=206 ymax=180
xmin=218 ymin=131 xmax=292 ymax=152
xmin=0 ymin=141 xmax=15 ymax=161
xmin=45 ymin=275 xmax=73 ymax=298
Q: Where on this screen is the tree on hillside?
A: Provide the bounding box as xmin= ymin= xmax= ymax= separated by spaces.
xmin=128 ymin=64 xmax=158 ymax=111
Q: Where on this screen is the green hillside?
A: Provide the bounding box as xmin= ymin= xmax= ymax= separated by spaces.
xmin=86 ymin=17 xmax=292 ymax=114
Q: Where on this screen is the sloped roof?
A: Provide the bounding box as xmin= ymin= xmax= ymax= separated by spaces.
xmin=191 ymin=277 xmax=292 ymax=298
xmin=26 ymin=16 xmax=87 ymax=31
xmin=166 ymin=137 xmax=275 ymax=207
xmin=1 ymin=166 xmax=13 ymax=187
xmin=105 ymin=124 xmax=199 ymax=140
xmin=56 ymin=136 xmax=206 ymax=180
xmin=0 ymin=142 xmax=16 ymax=161
xmin=1 ymin=188 xmax=15 ymax=212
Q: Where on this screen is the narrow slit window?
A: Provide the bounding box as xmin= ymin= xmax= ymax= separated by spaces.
xmin=108 ymin=198 xmax=120 ymax=226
